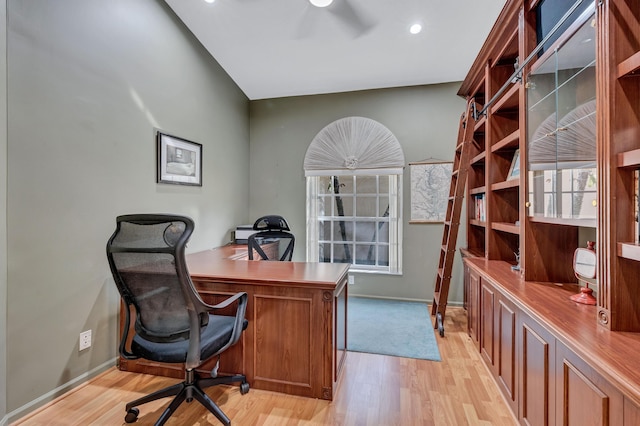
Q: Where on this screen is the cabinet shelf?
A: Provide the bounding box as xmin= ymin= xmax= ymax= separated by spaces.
xmin=490 ymin=83 xmax=519 ymax=114
xmin=493 ymin=28 xmax=519 ymax=66
xmin=470 ymin=186 xmax=486 ymax=195
xmin=492 ymin=129 xmax=519 ymax=152
xmin=491 ymin=222 xmax=520 ymax=234
xmin=471 ymin=151 xmax=486 ymax=165
xmin=460 ymin=247 xmax=484 ymax=258
xmin=470 ymin=219 xmax=486 ymax=227
xmin=617 ymin=242 xmax=640 ymax=262
xmin=617 ymin=149 xmax=640 ymax=168
xmin=618 ymin=51 xmax=640 ymax=79
xmin=491 ymin=178 xmax=519 ymax=191
xmin=474 ymin=115 xmax=486 ymax=131
xmin=529 ymin=215 xmax=597 ymax=228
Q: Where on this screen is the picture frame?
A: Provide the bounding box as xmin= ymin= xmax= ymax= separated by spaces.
xmin=408 ymin=160 xmax=453 ymax=223
xmin=156 ymin=131 xmax=202 ymax=186
xmin=507 ymin=149 xmax=520 ymax=180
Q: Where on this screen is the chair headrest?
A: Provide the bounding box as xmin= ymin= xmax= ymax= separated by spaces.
xmin=252 ymin=215 xmax=290 ymax=232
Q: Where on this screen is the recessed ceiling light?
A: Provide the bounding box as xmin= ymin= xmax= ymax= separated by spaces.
xmin=310 ymin=0 xmax=333 ymax=7
xmin=204 ymin=0 xmax=215 ymax=3
xmin=410 ymin=24 xmax=423 ymax=35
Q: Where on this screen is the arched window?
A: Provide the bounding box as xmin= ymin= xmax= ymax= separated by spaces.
xmin=304 ymin=117 xmax=405 ymax=274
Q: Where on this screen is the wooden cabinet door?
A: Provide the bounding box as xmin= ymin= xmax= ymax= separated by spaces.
xmin=496 ymin=294 xmax=517 ymax=415
xmin=555 ymin=342 xmax=624 ymax=426
xmin=518 ymin=312 xmax=555 ymax=426
xmin=479 ymin=278 xmax=518 ymax=415
xmin=480 ymin=278 xmax=496 ymax=368
xmin=624 ymin=397 xmax=640 ymax=426
xmin=468 ymin=268 xmax=480 ymax=350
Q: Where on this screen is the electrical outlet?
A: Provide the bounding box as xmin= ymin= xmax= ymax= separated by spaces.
xmin=348 ymin=275 xmax=354 ymax=285
xmin=79 ymin=330 xmax=92 ymax=351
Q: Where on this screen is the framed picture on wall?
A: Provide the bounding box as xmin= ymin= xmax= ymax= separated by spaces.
xmin=156 ymin=131 xmax=202 ymax=186
xmin=409 ymin=160 xmax=453 ymax=223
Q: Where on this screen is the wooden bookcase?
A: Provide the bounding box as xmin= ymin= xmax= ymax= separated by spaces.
xmin=597 ymin=0 xmax=640 ymax=330
xmin=457 ymin=0 xmax=640 ymax=424
xmin=460 ymin=0 xmax=640 ymax=330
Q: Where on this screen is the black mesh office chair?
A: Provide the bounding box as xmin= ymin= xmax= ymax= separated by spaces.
xmin=106 ymin=214 xmax=249 ymax=426
xmin=247 ymin=215 xmax=295 ymax=261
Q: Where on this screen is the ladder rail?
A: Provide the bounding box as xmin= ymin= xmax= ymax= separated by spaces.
xmin=431 ymin=99 xmax=476 ymax=336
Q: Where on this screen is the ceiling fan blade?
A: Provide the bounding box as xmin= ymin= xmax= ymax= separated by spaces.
xmin=329 ymin=0 xmax=376 ymax=38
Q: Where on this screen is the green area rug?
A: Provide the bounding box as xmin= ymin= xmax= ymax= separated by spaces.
xmin=347 ymin=297 xmax=441 ymax=361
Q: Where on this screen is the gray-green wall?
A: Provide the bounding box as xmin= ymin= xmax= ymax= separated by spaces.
xmin=249 ymin=85 xmax=467 ymax=302
xmin=4 ymin=0 xmax=249 ymax=419
xmin=1 ymin=0 xmax=8 ymax=423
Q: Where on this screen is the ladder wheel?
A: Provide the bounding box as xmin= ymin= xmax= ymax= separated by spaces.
xmin=436 ymin=312 xmax=445 ymax=337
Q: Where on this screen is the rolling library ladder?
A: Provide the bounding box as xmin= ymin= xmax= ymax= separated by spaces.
xmin=431 ymin=99 xmax=477 ymax=337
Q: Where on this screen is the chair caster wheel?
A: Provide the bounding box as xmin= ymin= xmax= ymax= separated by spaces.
xmin=436 ymin=312 xmax=445 ymax=337
xmin=240 ymin=382 xmax=250 ymax=395
xmin=125 ymin=407 xmax=139 ymax=423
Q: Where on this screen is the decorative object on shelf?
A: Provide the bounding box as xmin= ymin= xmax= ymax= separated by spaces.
xmin=408 ymin=159 xmax=453 ymax=223
xmin=512 ymin=250 xmax=521 ymax=271
xmin=156 ymin=131 xmax=202 ymax=186
xmin=507 ymin=149 xmax=520 ymax=180
xmin=571 ymin=240 xmax=597 ymax=305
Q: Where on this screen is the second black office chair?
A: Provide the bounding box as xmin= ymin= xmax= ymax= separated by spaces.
xmin=247 ymin=215 xmax=295 ymax=261
xmin=106 ymin=214 xmax=249 ymax=426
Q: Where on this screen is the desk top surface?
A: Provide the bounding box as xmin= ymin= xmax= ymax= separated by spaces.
xmin=187 ymin=245 xmax=350 ymax=289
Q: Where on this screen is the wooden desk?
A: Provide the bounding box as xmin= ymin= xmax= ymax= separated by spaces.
xmin=118 ymin=245 xmax=350 ymax=401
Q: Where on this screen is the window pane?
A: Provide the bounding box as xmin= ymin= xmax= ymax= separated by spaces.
xmin=318 ymin=196 xmax=333 ymax=216
xmin=355 ymin=221 xmax=376 ymax=242
xmin=379 ymin=198 xmax=389 ymax=217
xmin=334 ymin=195 xmax=353 ymax=216
xmin=377 ymin=222 xmax=389 ymax=243
xmin=332 ymin=220 xmax=353 ymax=242
xmin=333 ymin=176 xmax=353 ymax=194
xmin=354 ymin=243 xmax=376 ymax=265
xmin=332 ymin=242 xmax=353 ymax=264
xmin=319 ymin=243 xmax=331 ymax=262
xmin=356 ymin=196 xmax=377 ymax=217
xmin=319 ymin=176 xmax=332 ymax=195
xmin=356 ymin=176 xmax=377 ymax=194
xmin=378 ymin=244 xmax=389 ymax=266
xmin=319 ymin=220 xmax=331 ymax=241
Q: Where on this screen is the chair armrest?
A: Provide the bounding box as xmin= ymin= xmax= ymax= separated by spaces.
xmin=186 ymin=291 xmax=248 ymax=369
xmin=209 ymin=292 xmax=248 ymax=351
xmin=118 ymin=301 xmax=139 ymax=360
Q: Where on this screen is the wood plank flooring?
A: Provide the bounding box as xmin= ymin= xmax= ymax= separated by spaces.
xmin=12 ymin=307 xmax=516 ymax=426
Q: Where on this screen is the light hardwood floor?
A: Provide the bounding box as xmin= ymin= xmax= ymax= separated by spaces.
xmin=12 ymin=307 xmax=516 ymax=426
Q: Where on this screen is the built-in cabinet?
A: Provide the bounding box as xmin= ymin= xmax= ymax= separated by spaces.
xmin=458 ymin=1 xmax=640 ymax=422
xmin=464 ymin=260 xmax=640 ymax=425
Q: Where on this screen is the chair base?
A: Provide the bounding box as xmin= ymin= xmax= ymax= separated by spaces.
xmin=124 ymin=370 xmax=248 ymax=426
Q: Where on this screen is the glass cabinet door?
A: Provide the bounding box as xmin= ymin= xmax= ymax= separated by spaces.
xmin=526 ymin=10 xmax=596 ymax=221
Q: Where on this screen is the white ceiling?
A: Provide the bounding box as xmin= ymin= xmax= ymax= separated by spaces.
xmin=165 ymin=0 xmax=506 ymax=100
